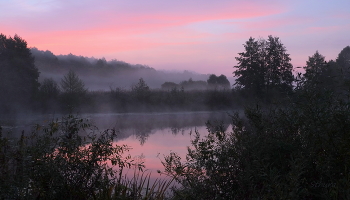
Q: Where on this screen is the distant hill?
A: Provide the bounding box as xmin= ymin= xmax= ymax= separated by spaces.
xmin=31 ymin=48 xmax=210 ymax=91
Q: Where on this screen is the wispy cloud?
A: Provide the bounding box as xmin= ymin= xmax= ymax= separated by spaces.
xmin=1 ymin=0 xmax=349 ymax=75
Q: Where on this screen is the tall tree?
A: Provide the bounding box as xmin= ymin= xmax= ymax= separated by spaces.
xmin=304 ymin=51 xmax=326 ymax=81
xmin=234 ymin=36 xmax=294 ymax=98
xmin=132 ymin=78 xmax=150 ymax=102
xmin=60 ymin=70 xmax=87 ymax=111
xmin=336 ymin=46 xmax=350 ymax=74
xmin=264 ymin=35 xmax=294 ymax=90
xmin=207 ymin=74 xmax=230 ymax=89
xmin=60 ymin=70 xmax=87 ymax=95
xmin=299 ymin=51 xmax=340 ymax=93
xmin=0 ymin=34 xmax=40 ymax=111
xmin=234 ymin=37 xmax=265 ymax=93
xmin=336 ymin=46 xmax=350 ymax=89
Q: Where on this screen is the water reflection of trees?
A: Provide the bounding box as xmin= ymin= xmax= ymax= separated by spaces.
xmin=89 ymin=112 xmax=233 ymax=145
xmin=133 ymin=126 xmax=152 ymax=145
xmin=170 ymin=127 xmax=185 ymax=135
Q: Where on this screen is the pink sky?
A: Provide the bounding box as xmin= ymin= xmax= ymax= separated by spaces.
xmin=1 ymin=0 xmax=349 ymax=77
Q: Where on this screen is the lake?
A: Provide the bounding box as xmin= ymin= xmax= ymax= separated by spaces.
xmin=0 ymin=111 xmax=233 ymax=186
xmin=84 ymin=111 xmax=233 ymax=177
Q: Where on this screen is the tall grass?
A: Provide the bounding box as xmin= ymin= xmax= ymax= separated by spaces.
xmin=0 ymin=115 xmax=173 ymax=200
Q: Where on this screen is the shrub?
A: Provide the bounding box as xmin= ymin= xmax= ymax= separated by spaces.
xmin=163 ymin=89 xmax=350 ymax=199
xmin=0 ymin=115 xmax=140 ymax=199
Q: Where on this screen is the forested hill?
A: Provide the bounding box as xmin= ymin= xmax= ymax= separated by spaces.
xmin=31 ymin=47 xmax=209 ymax=90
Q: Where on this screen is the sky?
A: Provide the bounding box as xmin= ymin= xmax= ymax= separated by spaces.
xmin=1 ymin=0 xmax=349 ymax=77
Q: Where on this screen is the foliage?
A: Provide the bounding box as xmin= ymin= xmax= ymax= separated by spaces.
xmin=336 ymin=46 xmax=350 ymax=76
xmin=104 ymin=87 xmax=235 ymax=113
xmin=60 ymin=70 xmax=88 ymax=112
xmin=38 ymin=78 xmax=61 ymax=112
xmin=132 ymin=78 xmax=151 ymax=103
xmin=163 ymin=88 xmax=350 ymax=199
xmin=60 ymin=70 xmax=87 ymax=94
xmin=335 ymin=46 xmax=350 ymax=91
xmin=0 ymin=115 xmax=173 ymax=199
xmin=161 ymin=82 xmax=179 ymax=90
xmin=207 ymin=74 xmax=230 ymax=90
xmin=40 ymin=78 xmax=60 ymax=98
xmin=0 ymin=34 xmax=40 ymax=112
xmin=103 ymin=167 xmax=174 ymax=200
xmin=298 ymin=51 xmax=338 ymax=93
xmin=303 ymin=51 xmax=327 ymax=82
xmin=234 ymin=36 xmax=294 ymax=100
xmin=179 ymin=78 xmax=207 ymax=91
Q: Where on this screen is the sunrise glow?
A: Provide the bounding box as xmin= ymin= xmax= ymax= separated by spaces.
xmin=1 ymin=0 xmax=349 ymax=76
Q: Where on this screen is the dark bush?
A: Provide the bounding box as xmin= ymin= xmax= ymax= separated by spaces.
xmin=163 ymin=89 xmax=350 ymax=199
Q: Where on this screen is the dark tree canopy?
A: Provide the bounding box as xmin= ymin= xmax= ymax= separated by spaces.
xmin=132 ymin=78 xmax=150 ymax=93
xmin=0 ymin=34 xmax=40 ymax=111
xmin=336 ymin=46 xmax=350 ymax=72
xmin=132 ymin=78 xmax=151 ymax=101
xmin=60 ymin=70 xmax=87 ymax=112
xmin=180 ymin=78 xmax=207 ymax=90
xmin=264 ymin=35 xmax=294 ymax=88
xmin=234 ymin=37 xmax=265 ymax=92
xmin=234 ymin=36 xmax=294 ymax=98
xmin=207 ymin=74 xmax=230 ymax=89
xmin=39 ymin=78 xmax=60 ymax=100
xmin=304 ymin=51 xmax=326 ymax=81
xmin=60 ymin=70 xmax=87 ymax=95
xmin=301 ymin=51 xmax=335 ymax=91
xmin=161 ymin=82 xmax=179 ymax=90
xmin=335 ymin=46 xmax=350 ymax=82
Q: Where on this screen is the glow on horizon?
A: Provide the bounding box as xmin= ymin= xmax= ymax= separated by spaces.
xmin=1 ymin=0 xmax=349 ymax=76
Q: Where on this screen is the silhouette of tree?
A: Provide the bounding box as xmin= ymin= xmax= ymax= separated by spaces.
xmin=40 ymin=78 xmax=60 ymax=99
xmin=180 ymin=78 xmax=207 ymax=90
xmin=207 ymin=74 xmax=218 ymax=85
xmin=304 ymin=51 xmax=326 ymax=81
xmin=301 ymin=51 xmax=336 ymax=91
xmin=265 ymin=35 xmax=294 ymax=91
xmin=217 ymin=75 xmax=230 ymax=88
xmin=161 ymin=82 xmax=178 ymax=90
xmin=96 ymin=58 xmax=107 ymax=68
xmin=336 ymin=46 xmax=350 ymax=74
xmin=0 ymin=34 xmax=40 ymax=111
xmin=336 ymin=46 xmax=350 ymax=89
xmin=132 ymin=78 xmax=150 ymax=102
xmin=207 ymin=74 xmax=230 ymax=89
xmin=60 ymin=70 xmax=87 ymax=95
xmin=60 ymin=70 xmax=87 ymax=111
xmin=39 ymin=78 xmax=60 ymax=112
xmin=234 ymin=36 xmax=294 ymax=99
xmin=234 ymin=37 xmax=265 ymax=95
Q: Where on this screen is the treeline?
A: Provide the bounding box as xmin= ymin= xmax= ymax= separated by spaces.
xmin=233 ymin=36 xmax=350 ymax=105
xmin=37 ymin=75 xmax=234 ymax=113
xmin=31 ymin=47 xmax=209 ymax=90
xmin=162 ymin=36 xmax=350 ymax=199
xmin=2 ymin=33 xmax=350 ymax=199
xmin=161 ymin=74 xmax=230 ymax=90
xmin=1 ymin=33 xmax=350 ymax=115
xmin=0 ymin=34 xmax=233 ymax=114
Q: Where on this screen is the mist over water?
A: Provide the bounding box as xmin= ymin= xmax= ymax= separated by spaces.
xmin=31 ymin=48 xmax=212 ymax=91
xmin=0 ymin=111 xmax=233 ymax=187
xmin=0 ymin=111 xmax=233 ymax=185
xmin=86 ymin=111 xmax=233 ymax=184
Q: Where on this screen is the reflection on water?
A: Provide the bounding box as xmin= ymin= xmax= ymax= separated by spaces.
xmin=0 ymin=111 xmax=233 ymax=183
xmin=86 ymin=111 xmax=231 ymax=144
xmin=85 ymin=111 xmax=233 ymax=183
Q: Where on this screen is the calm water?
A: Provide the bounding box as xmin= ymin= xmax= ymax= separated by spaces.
xmin=86 ymin=112 xmax=232 ymax=173
xmin=1 ymin=111 xmax=233 ymax=184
